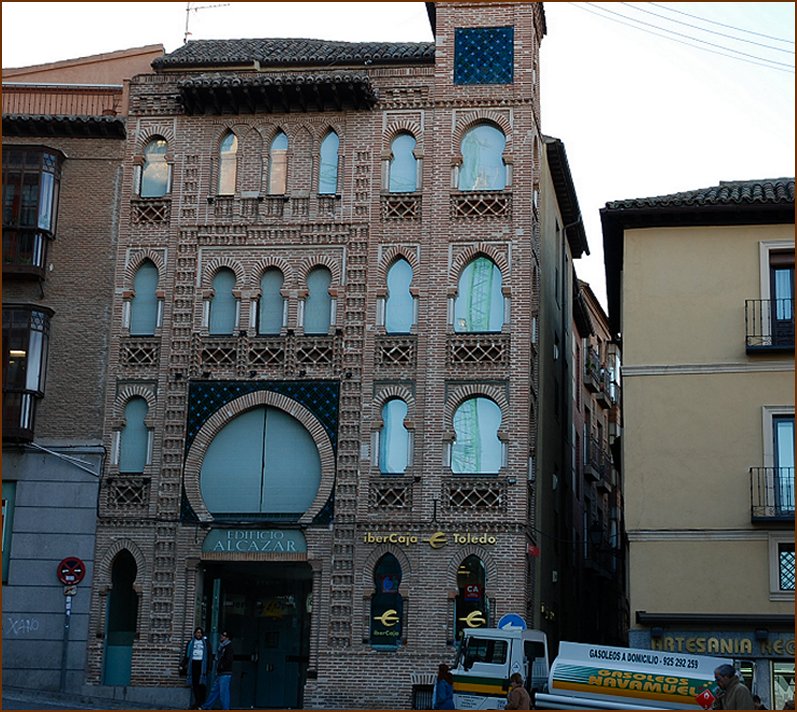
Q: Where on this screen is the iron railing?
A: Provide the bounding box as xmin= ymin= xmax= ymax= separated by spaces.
xmin=750 ymin=466 xmax=795 ymax=522
xmin=745 ymin=299 xmax=794 ymax=352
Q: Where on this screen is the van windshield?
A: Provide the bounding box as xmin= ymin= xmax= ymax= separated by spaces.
xmin=462 ymin=637 xmax=508 ymax=669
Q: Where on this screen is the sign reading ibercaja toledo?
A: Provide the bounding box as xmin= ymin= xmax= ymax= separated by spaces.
xmin=362 ymin=530 xmax=498 ymax=548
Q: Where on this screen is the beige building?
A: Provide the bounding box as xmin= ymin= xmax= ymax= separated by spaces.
xmin=602 ymin=178 xmax=795 ymax=709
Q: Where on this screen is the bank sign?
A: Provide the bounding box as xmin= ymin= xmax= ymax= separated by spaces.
xmin=362 ymin=530 xmax=498 ymax=549
xmin=203 ymin=529 xmax=306 ymax=555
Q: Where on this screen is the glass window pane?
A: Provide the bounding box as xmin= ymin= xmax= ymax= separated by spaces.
xmin=140 ymin=139 xmax=169 ymax=198
xmin=21 ymin=172 xmax=39 ymax=226
xmin=774 ymin=416 xmax=795 ymax=512
xmin=130 ymin=261 xmax=159 ymax=336
xmin=458 ymin=124 xmax=506 ymax=191
xmin=37 ymin=172 xmax=54 ymax=230
xmin=262 ymin=408 xmax=321 ymax=513
xmin=269 ymin=132 xmax=288 ymax=195
xmin=773 ymin=268 xmax=794 ymax=319
xmin=380 ymin=399 xmax=409 ymax=474
xmin=452 ymin=397 xmax=502 ymax=474
xmin=218 ymin=132 xmax=238 ymax=195
xmin=389 ymin=134 xmax=417 ymax=193
xmin=119 ymin=398 xmax=148 ymax=474
xmin=258 ymin=269 xmax=284 ymax=335
xmin=209 ymin=269 xmax=237 ymax=335
xmin=385 ymin=259 xmax=414 ymax=333
xmin=454 ymin=257 xmax=503 ymax=333
xmin=318 ymin=131 xmax=339 ymax=195
xmin=304 ymin=267 xmax=331 ymax=334
xmin=200 ymin=408 xmax=266 ymax=513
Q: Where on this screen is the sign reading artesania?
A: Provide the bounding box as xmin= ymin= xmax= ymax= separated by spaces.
xmin=362 ymin=530 xmax=498 ymax=549
xmin=203 ymin=529 xmax=307 ymax=554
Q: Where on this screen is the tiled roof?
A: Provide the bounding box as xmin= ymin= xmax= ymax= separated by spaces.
xmin=604 ymin=177 xmax=794 ymax=212
xmin=153 ymin=38 xmax=435 ymax=70
xmin=2 ymin=113 xmax=126 ymax=138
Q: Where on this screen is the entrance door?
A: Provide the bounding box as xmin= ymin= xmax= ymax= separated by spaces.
xmin=203 ymin=562 xmax=312 ymax=709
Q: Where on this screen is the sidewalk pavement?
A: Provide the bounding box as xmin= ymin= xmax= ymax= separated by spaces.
xmin=2 ymin=687 xmax=182 ymax=711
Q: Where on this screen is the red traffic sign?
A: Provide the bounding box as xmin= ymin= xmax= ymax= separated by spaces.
xmin=56 ymin=557 xmax=86 ymax=585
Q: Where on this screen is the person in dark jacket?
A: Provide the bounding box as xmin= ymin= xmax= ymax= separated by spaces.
xmin=184 ymin=627 xmax=210 ymax=709
xmin=200 ymin=631 xmax=234 ymax=710
xmin=433 ymin=663 xmax=455 ymax=709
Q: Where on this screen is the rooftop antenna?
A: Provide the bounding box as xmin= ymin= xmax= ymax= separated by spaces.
xmin=184 ymin=2 xmax=231 ymax=44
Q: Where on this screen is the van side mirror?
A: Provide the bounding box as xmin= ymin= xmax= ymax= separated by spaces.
xmin=463 ymin=655 xmax=474 ymax=671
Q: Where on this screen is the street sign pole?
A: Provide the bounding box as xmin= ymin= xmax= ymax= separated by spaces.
xmin=59 ymin=591 xmax=73 ymax=692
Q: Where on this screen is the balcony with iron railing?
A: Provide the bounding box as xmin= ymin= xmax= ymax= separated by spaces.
xmin=750 ymin=466 xmax=795 ymax=523
xmin=584 ymin=436 xmax=612 ymax=490
xmin=585 ymin=348 xmax=602 ymax=393
xmin=745 ymin=299 xmax=794 ymax=353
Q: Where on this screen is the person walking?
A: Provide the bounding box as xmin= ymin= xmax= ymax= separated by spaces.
xmin=200 ymin=631 xmax=234 ymax=710
xmin=712 ymin=664 xmax=754 ymax=710
xmin=184 ymin=627 xmax=210 ymax=709
xmin=432 ymin=663 xmax=455 ymax=710
xmin=505 ymin=672 xmax=531 ymax=710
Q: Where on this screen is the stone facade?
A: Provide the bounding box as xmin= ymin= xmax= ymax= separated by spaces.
xmin=85 ymin=3 xmax=551 ymax=708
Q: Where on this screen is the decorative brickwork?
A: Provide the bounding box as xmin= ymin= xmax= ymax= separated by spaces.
xmin=90 ymin=3 xmax=546 ymax=708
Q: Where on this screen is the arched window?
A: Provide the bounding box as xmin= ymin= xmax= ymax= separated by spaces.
xmin=370 ymin=553 xmax=403 ymax=649
xmin=209 ymin=268 xmax=237 ymax=335
xmin=454 ymin=257 xmax=504 ymax=333
xmin=119 ymin=397 xmax=148 ymax=474
xmin=452 ymin=397 xmax=502 ymax=474
xmin=455 ymin=555 xmax=487 ymax=641
xmin=458 ymin=124 xmax=506 ymax=191
xmin=385 ymin=258 xmax=414 ymax=334
xmin=258 ymin=268 xmax=284 ymax=335
xmin=200 ymin=406 xmax=321 ymax=517
xmin=140 ymin=137 xmax=170 ymax=198
xmin=103 ymin=550 xmax=139 ymax=685
xmin=304 ymin=267 xmax=332 ymax=334
xmin=318 ymin=130 xmax=339 ymax=195
xmin=379 ymin=399 xmax=409 ymax=474
xmin=218 ymin=131 xmax=238 ymax=195
xmin=268 ymin=131 xmax=288 ymax=195
xmin=388 ymin=133 xmax=417 ymax=193
xmin=129 ymin=260 xmax=159 ymax=336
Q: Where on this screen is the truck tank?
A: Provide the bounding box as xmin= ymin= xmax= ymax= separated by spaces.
xmin=535 ymin=641 xmax=730 ymax=710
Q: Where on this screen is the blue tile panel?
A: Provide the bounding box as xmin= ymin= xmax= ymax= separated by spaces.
xmin=454 ymin=26 xmax=514 ymax=85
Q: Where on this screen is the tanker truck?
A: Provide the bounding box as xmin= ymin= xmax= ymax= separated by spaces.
xmin=451 ymin=627 xmax=731 ymax=710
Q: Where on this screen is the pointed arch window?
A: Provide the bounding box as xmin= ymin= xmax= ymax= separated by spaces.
xmin=318 ymin=130 xmax=340 ymax=195
xmin=139 ymin=137 xmax=170 ymax=198
xmin=304 ymin=267 xmax=332 ymax=335
xmin=119 ymin=397 xmax=149 ymax=474
xmin=370 ymin=553 xmax=403 ymax=648
xmin=218 ymin=131 xmax=238 ymax=195
xmin=209 ymin=268 xmax=238 ymax=335
xmin=458 ymin=124 xmax=506 ymax=191
xmin=385 ymin=258 xmax=414 ymax=334
xmin=258 ymin=268 xmax=285 ymax=335
xmin=455 ymin=555 xmax=488 ymax=641
xmin=200 ymin=406 xmax=321 ymax=517
xmin=129 ymin=260 xmax=159 ymax=336
xmin=451 ymin=397 xmax=502 ymax=474
xmin=268 ymin=131 xmax=288 ymax=195
xmin=454 ymin=257 xmax=503 ymax=333
xmin=379 ymin=399 xmax=410 ymax=474
xmin=389 ymin=133 xmax=417 ymax=193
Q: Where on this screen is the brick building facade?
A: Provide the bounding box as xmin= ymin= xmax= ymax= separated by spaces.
xmin=76 ymin=3 xmax=554 ymax=708
xmin=2 ymin=45 xmax=163 ymax=693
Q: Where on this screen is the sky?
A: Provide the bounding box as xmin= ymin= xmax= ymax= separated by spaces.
xmin=2 ymin=2 xmax=794 ymax=308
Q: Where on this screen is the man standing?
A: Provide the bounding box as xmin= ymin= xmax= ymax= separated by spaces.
xmin=713 ymin=664 xmax=755 ymax=710
xmin=200 ymin=631 xmax=234 ymax=710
